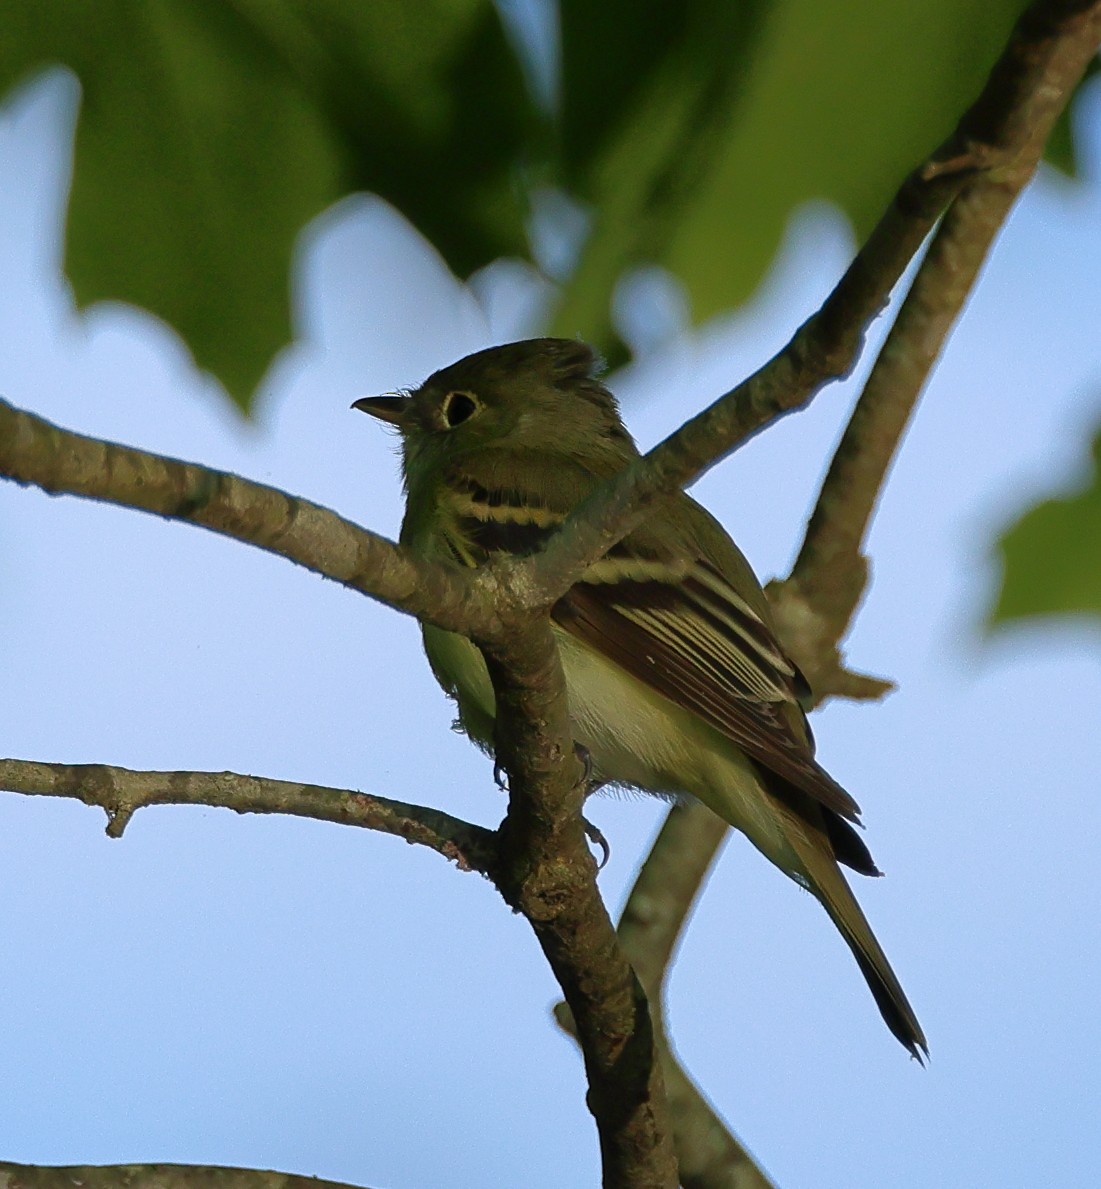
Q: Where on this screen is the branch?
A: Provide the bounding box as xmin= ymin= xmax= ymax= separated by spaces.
xmin=0 ymin=400 xmax=500 ymax=641
xmin=566 ymin=2 xmax=1101 ymax=1183
xmin=660 ymin=1037 xmax=773 ymax=1189
xmin=0 ymin=1164 xmax=375 ymax=1189
xmin=517 ymin=128 xmax=972 ymax=610
xmin=617 ymin=802 xmax=729 ymax=1000
xmin=630 ymin=0 xmax=1101 ymax=995
xmin=0 ymin=759 xmax=497 ymax=876
xmin=485 ymin=621 xmax=678 ymax=1185
xmin=518 ymin=0 xmax=1101 ymax=614
xmin=0 ymin=429 xmax=677 ymax=1176
xmin=555 ymin=804 xmax=772 ymax=1189
xmin=4 ymin=7 xmax=1097 ymax=1186
xmin=1 ymin=684 xmax=677 ymax=1185
xmin=776 ymin=0 xmax=1101 ymax=692
xmin=622 ymin=805 xmax=776 ymax=1189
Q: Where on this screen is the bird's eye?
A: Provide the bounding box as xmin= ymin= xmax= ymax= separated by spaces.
xmin=441 ymin=390 xmax=479 ymax=428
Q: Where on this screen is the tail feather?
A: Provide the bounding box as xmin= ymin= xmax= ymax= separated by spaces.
xmin=791 ymin=826 xmax=927 ymax=1060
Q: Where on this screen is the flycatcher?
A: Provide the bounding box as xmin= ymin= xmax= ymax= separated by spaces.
xmin=355 ymin=337 xmax=926 ymax=1058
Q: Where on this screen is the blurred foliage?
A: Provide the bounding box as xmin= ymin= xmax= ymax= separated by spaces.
xmin=0 ymin=0 xmax=1087 ymax=408
xmin=0 ymin=1 xmax=1096 ymax=626
xmin=0 ymin=0 xmax=535 ymax=404
xmin=993 ymin=424 xmax=1101 ymax=625
xmin=552 ymin=0 xmax=1033 ymax=348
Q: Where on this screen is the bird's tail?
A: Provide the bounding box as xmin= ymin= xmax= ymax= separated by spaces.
xmin=794 ymin=832 xmax=927 ymax=1061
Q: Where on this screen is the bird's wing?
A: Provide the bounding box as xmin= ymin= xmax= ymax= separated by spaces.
xmin=441 ymin=473 xmax=859 ymax=822
xmin=554 ymin=552 xmax=859 ymax=821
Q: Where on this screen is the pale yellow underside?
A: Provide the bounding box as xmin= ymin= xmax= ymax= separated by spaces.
xmin=422 ymin=623 xmax=810 ymax=882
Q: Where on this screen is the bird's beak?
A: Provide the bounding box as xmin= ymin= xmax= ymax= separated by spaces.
xmin=351 ymin=394 xmax=411 ymax=426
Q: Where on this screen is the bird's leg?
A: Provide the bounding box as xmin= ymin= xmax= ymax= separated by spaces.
xmin=493 ymin=744 xmax=609 ymax=867
xmin=573 ymin=743 xmax=610 ymax=870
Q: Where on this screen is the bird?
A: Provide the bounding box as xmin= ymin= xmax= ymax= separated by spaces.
xmin=354 ymin=336 xmax=926 ymax=1059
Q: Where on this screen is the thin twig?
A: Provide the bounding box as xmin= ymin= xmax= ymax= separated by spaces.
xmin=517 ymin=142 xmax=974 ymax=610
xmin=622 ymin=805 xmax=777 ymax=1189
xmin=661 ymin=1041 xmax=776 ymax=1189
xmin=0 ymin=759 xmax=497 ymax=876
xmin=1 ymin=749 xmax=679 ymax=1180
xmin=618 ymin=801 xmax=729 ymax=999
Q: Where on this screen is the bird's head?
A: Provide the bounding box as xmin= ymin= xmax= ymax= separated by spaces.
xmin=353 ymin=338 xmax=635 ymax=485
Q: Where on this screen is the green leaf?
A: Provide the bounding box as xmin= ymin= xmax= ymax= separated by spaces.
xmin=0 ymin=0 xmax=537 ymax=410
xmin=1 ymin=1 xmax=1094 ymax=407
xmin=550 ymin=0 xmax=1037 ymax=349
xmin=992 ymin=425 xmax=1101 ymax=624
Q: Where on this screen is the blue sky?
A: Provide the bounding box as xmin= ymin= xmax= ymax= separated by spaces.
xmin=2 ymin=65 xmax=1100 ymax=1189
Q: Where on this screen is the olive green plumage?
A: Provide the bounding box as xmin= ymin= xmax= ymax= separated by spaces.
xmin=355 ymin=337 xmax=926 ymax=1059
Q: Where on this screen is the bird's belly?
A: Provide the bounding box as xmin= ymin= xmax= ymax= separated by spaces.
xmin=420 ymin=624 xmax=793 ymax=868
xmin=555 ymin=630 xmax=702 ymax=794
xmin=423 ymin=623 xmax=690 ymax=787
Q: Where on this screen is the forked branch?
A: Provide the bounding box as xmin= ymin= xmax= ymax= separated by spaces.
xmin=1 ymin=2 xmax=1098 ymax=1186
xmin=596 ymin=2 xmax=1101 ymax=1183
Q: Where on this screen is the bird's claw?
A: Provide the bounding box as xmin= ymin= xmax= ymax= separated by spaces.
xmin=573 ymin=742 xmax=594 ymax=792
xmin=494 ymin=743 xmax=608 ymax=867
xmin=582 ymin=816 xmax=611 ymax=870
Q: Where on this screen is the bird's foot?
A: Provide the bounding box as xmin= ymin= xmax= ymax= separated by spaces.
xmin=494 ymin=744 xmax=609 ymax=867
